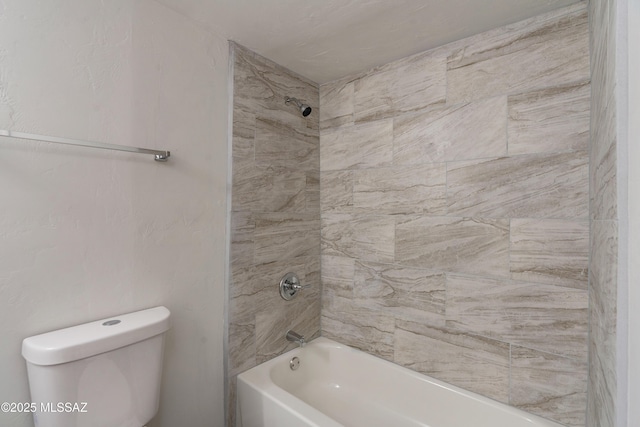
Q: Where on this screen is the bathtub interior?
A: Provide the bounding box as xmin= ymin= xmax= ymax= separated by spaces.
xmin=240 ymin=338 xmax=564 ymax=427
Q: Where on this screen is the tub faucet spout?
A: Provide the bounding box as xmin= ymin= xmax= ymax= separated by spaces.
xmin=285 ymin=330 xmax=305 ymax=347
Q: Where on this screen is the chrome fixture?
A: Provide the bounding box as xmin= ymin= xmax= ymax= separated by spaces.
xmin=285 ymin=96 xmax=312 ymax=117
xmin=0 ymin=129 xmax=170 ymax=162
xmin=279 ymin=272 xmax=312 ymax=301
xmin=289 ymin=356 xmax=300 ymax=371
xmin=285 ymin=330 xmax=306 ymax=347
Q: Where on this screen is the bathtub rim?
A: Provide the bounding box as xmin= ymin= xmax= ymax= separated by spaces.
xmin=236 ymin=336 xmax=566 ymax=427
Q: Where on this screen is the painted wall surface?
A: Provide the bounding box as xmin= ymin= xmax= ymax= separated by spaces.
xmin=0 ymin=1 xmax=228 ymax=426
xmin=588 ymin=0 xmax=619 ymax=426
xmin=227 ymin=43 xmax=320 ymax=426
xmin=319 ymin=4 xmax=590 ymax=426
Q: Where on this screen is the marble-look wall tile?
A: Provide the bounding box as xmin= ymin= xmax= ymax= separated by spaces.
xmin=322 ymin=213 xmax=395 ymax=263
xmin=510 ymin=218 xmax=589 ymax=289
xmin=320 ymin=119 xmax=393 ymax=171
xmin=447 ymin=5 xmax=589 ymax=104
xmin=508 ymin=81 xmax=590 ymax=155
xmin=255 ymin=298 xmax=321 ymax=364
xmin=322 ymin=295 xmax=395 ymax=360
xmin=393 ymin=96 xmax=507 ymax=165
xmin=447 ymin=152 xmax=589 ymax=219
xmin=590 ymin=92 xmax=617 ymax=221
xmin=255 ymin=118 xmax=319 ymax=170
xmin=395 ymin=321 xmax=510 ymax=402
xmin=588 ymin=220 xmax=617 ymax=427
xmin=587 ymin=0 xmax=618 ymax=424
xmin=228 ymin=316 xmax=256 ymax=377
xmin=353 ymin=261 xmax=445 ymax=325
xmin=229 ymin=44 xmax=320 ymax=427
xmin=320 ymin=170 xmax=353 ymax=212
xmin=511 ymin=346 xmax=587 ymax=426
xmin=352 ymin=163 xmax=447 ymax=214
xmin=321 ymin=255 xmax=354 ymax=299
xmin=395 ymin=216 xmax=510 ymax=276
xmin=254 ymin=213 xmax=320 ymax=264
xmin=446 ymin=274 xmax=588 ymax=360
xmin=318 ymin=5 xmax=591 ymax=426
xmin=320 ymin=76 xmax=355 ymax=129
xmin=354 ymin=48 xmax=447 ymax=123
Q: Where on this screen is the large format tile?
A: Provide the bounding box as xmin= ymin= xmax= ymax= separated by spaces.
xmin=352 ymin=163 xmax=447 ymax=214
xmin=511 ymin=346 xmax=587 ymax=427
xmin=447 ymin=152 xmax=589 ymax=218
xmin=320 ymin=119 xmax=393 ymax=171
xmin=447 ymin=5 xmax=589 ymax=104
xmin=446 ymin=274 xmax=588 ymax=360
xmin=321 ymin=255 xmax=355 ymax=299
xmin=320 ymin=76 xmax=355 ymax=129
xmin=228 ymin=315 xmax=256 ymax=376
xmin=508 ymin=81 xmax=590 ymax=155
xmin=395 ymin=321 xmax=510 ymax=402
xmin=254 ymin=213 xmax=320 ymax=264
xmin=255 ymin=118 xmax=319 ymax=171
xmin=510 ymin=218 xmax=589 ymax=289
xmin=354 ymin=48 xmax=447 ymax=123
xmin=320 ymin=170 xmax=353 ymax=213
xmin=322 ymin=295 xmax=395 ymax=360
xmin=393 ymin=96 xmax=507 ymax=165
xmin=395 ymin=216 xmax=509 ymax=276
xmin=322 ymin=213 xmax=395 ymax=263
xmin=353 ymin=261 xmax=446 ymax=325
xmin=588 ymin=220 xmax=617 ymax=427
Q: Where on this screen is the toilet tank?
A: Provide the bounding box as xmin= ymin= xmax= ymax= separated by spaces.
xmin=22 ymin=306 xmax=170 ymax=427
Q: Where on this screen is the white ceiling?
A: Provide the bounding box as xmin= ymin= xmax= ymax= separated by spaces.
xmin=156 ymin=0 xmax=583 ymax=84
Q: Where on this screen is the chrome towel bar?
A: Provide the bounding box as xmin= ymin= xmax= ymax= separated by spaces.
xmin=0 ymin=129 xmax=170 ymax=162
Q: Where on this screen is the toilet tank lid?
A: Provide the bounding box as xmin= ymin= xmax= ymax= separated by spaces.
xmin=22 ymin=306 xmax=170 ymax=366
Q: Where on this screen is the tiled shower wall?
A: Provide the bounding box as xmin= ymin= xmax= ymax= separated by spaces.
xmin=228 ymin=43 xmax=321 ymax=425
xmin=319 ymin=4 xmax=590 ymax=426
xmin=587 ymin=0 xmax=618 ymax=425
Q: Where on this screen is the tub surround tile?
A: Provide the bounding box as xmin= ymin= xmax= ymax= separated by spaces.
xmin=353 ymin=261 xmax=446 ymax=325
xmin=446 ymin=152 xmax=589 ymax=219
xmin=588 ymin=220 xmax=617 ymax=427
xmin=254 ymin=213 xmax=320 ymax=264
xmin=511 ymin=346 xmax=587 ymax=427
xmin=446 ymin=274 xmax=588 ymax=360
xmin=395 ymin=216 xmax=510 ymax=277
xmin=322 ymin=213 xmax=395 ymax=263
xmin=354 ymin=49 xmax=447 ymax=123
xmin=310 ymin=4 xmax=593 ymax=426
xmin=395 ymin=321 xmax=510 ymax=403
xmin=229 ymin=44 xmax=320 ymax=424
xmin=320 ymin=170 xmax=353 ymax=212
xmin=321 ymin=255 xmax=355 ymax=299
xmin=322 ymin=295 xmax=395 ymax=361
xmin=352 ymin=163 xmax=447 ymax=215
xmin=590 ymin=92 xmax=617 ymax=220
xmin=393 ymin=97 xmax=507 ymax=165
xmin=320 ymin=119 xmax=393 ymax=171
xmin=446 ymin=6 xmax=589 ymax=104
xmin=508 ymin=82 xmax=590 ymax=155
xmin=510 ymin=219 xmax=589 ymax=289
xmin=254 ymin=118 xmax=319 ymax=170
xmin=255 ymin=298 xmax=321 ymax=365
xmin=229 ymin=316 xmax=256 ymax=377
xmin=320 ymin=77 xmax=355 ymax=129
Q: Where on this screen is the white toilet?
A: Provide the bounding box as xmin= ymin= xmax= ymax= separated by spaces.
xmin=21 ymin=306 xmax=170 ymax=427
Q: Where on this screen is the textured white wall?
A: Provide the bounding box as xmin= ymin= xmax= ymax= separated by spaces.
xmin=0 ymin=1 xmax=227 ymax=426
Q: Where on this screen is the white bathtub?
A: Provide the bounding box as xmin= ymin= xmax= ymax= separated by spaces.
xmin=236 ymin=337 xmax=565 ymax=427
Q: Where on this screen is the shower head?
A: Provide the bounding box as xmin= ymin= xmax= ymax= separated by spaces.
xmin=285 ymin=96 xmax=312 ymax=117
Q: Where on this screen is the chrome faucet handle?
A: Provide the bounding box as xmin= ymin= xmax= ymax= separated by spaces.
xmin=279 ymin=272 xmax=312 ymax=300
